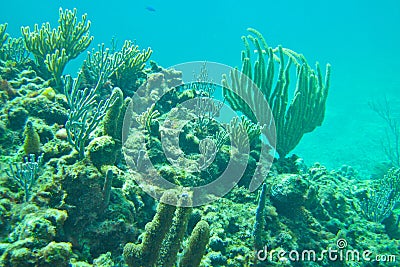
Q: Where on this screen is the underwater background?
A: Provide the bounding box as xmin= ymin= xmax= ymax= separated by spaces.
xmin=1 ymin=0 xmax=400 ymax=267
xmin=3 ymin=0 xmax=400 ymax=174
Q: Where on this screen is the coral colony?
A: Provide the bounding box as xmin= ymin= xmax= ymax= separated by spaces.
xmin=0 ymin=8 xmax=399 ymax=267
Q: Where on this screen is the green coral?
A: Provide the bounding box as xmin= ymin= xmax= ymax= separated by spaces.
xmin=83 ymin=43 xmax=125 ymax=88
xmin=38 ymin=241 xmax=73 ymax=267
xmin=158 ymin=195 xmax=193 ymax=266
xmin=136 ymin=103 xmax=160 ymax=133
xmin=180 ymin=220 xmax=210 ymax=267
xmin=44 ymin=49 xmax=69 ymax=89
xmin=227 ymin=116 xmax=261 ymax=153
xmin=1 ymin=37 xmax=30 ymax=66
xmin=23 ymin=121 xmax=41 ymax=155
xmin=64 ymin=71 xmax=118 ymax=159
xmin=123 ymin=192 xmax=210 ymax=267
xmin=83 ymin=40 xmax=152 ymax=96
xmin=222 ymin=28 xmax=331 ymax=158
xmin=21 ymin=8 xmax=93 ymax=90
xmin=361 ymin=167 xmax=400 ymax=223
xmin=0 ymin=23 xmax=9 ymax=48
xmin=0 ymin=24 xmax=30 ymax=66
xmin=112 ymin=40 xmax=152 ymax=95
xmin=253 ymin=183 xmax=267 ymax=250
xmin=103 ymin=87 xmax=124 ymax=139
xmin=123 ymin=191 xmax=178 ymax=267
xmin=5 ymin=154 xmax=43 ymax=202
xmin=87 ymin=136 xmax=118 ymax=168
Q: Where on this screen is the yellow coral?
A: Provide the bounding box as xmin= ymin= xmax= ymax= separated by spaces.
xmin=23 ymin=121 xmax=41 ymax=155
xmin=41 ymin=87 xmax=56 ymax=100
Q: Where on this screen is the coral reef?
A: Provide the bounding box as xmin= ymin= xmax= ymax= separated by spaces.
xmin=0 ymin=9 xmax=398 ymax=267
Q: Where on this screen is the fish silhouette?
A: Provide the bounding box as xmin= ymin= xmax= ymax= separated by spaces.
xmin=146 ymin=6 xmax=156 ymax=12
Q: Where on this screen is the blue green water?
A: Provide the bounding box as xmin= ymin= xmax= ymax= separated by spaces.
xmin=3 ymin=0 xmax=400 ymax=174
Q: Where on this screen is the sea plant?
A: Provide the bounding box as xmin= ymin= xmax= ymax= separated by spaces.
xmin=83 ymin=43 xmax=125 ymax=88
xmin=136 ymin=103 xmax=160 ymax=133
xmin=111 ymin=40 xmax=152 ymax=95
xmin=361 ymin=168 xmax=400 ymax=223
xmin=21 ymin=8 xmax=93 ymax=90
xmin=227 ymin=116 xmax=261 ymax=153
xmin=64 ymin=71 xmax=118 ymax=159
xmin=5 ymin=154 xmax=43 ymax=202
xmin=222 ymin=28 xmax=331 ymax=158
xmin=369 ymin=97 xmax=400 ymax=168
xmin=123 ymin=192 xmax=209 ymax=267
xmin=0 ymin=23 xmax=8 ymax=48
xmin=0 ymin=37 xmax=30 ymax=66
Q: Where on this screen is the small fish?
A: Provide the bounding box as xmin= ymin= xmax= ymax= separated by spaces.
xmin=146 ymin=6 xmax=156 ymax=12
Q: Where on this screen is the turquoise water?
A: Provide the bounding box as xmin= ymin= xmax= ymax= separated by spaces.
xmin=1 ymin=2 xmax=400 ymax=266
xmin=2 ymin=0 xmax=400 ymax=171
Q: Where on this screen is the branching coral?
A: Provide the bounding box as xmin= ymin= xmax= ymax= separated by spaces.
xmin=83 ymin=40 xmax=152 ymax=96
xmin=227 ymin=116 xmax=261 ymax=153
xmin=222 ymin=28 xmax=331 ymax=158
xmin=83 ymin=43 xmax=125 ymax=88
xmin=64 ymin=72 xmax=118 ymax=159
xmin=369 ymin=97 xmax=400 ymax=168
xmin=136 ymin=103 xmax=160 ymax=133
xmin=361 ymin=168 xmax=400 ymax=223
xmin=1 ymin=37 xmax=30 ymax=66
xmin=5 ymin=154 xmax=43 ymax=202
xmin=0 ymin=23 xmax=8 ymax=48
xmin=21 ymin=8 xmax=93 ymax=90
xmin=111 ymin=40 xmax=152 ymax=95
